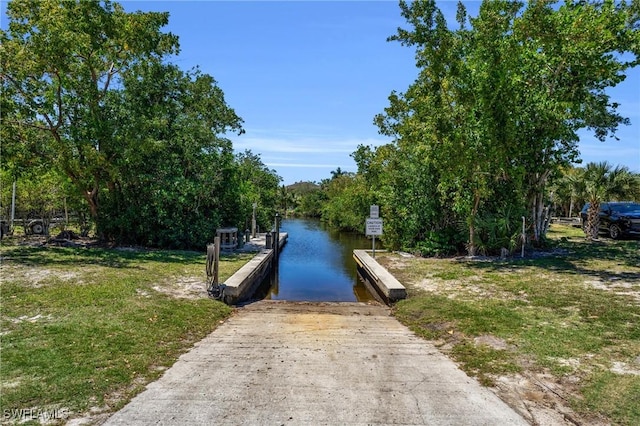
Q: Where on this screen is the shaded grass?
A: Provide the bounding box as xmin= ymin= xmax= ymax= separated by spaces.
xmin=0 ymin=242 xmax=250 ymax=423
xmin=382 ymin=225 xmax=640 ymax=425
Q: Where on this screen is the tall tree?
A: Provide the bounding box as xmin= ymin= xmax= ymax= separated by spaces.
xmin=1 ymin=0 xmax=178 ymax=227
xmin=320 ymin=173 xmax=372 ymax=231
xmin=98 ymin=62 xmax=244 ymax=248
xmin=2 ymin=1 xmax=248 ymax=248
xmin=512 ymin=0 xmax=640 ymax=241
xmin=235 ymin=150 xmax=281 ymax=232
xmin=374 ymin=0 xmax=640 ymax=255
xmin=549 ymin=166 xmax=585 ymax=218
xmin=376 ymin=0 xmax=528 ymax=255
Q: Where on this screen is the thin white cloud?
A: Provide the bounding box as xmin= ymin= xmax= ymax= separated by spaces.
xmin=265 ymin=162 xmax=355 ymax=169
xmin=232 ymin=135 xmax=389 ymax=154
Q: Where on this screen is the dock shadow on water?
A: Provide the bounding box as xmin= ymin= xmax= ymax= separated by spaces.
xmin=253 ymin=218 xmax=377 ymax=302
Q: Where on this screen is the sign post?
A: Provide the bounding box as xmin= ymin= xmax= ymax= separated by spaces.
xmin=370 ymin=204 xmax=379 ymax=219
xmin=366 ymin=217 xmax=383 ymax=258
xmin=366 ymin=205 xmax=383 ymax=257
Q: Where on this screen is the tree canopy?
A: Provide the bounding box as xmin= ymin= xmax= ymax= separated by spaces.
xmin=1 ymin=0 xmax=279 ymax=248
xmin=365 ymin=0 xmax=640 ymax=254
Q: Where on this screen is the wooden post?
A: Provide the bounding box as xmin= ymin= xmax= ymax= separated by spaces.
xmin=274 ymin=213 xmax=280 ymax=258
xmin=206 ymin=237 xmax=222 ymax=298
xmin=273 ymin=214 xmax=281 ymax=272
xmin=252 ymin=203 xmax=257 ymax=238
xmin=213 ymin=236 xmax=220 ymax=285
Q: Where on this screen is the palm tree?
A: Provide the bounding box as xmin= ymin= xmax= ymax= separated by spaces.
xmin=550 ymin=166 xmax=584 ymax=217
xmin=579 ymin=162 xmax=640 ymax=240
xmin=330 ymin=167 xmax=350 ymax=180
xmin=278 ymin=185 xmax=297 ymax=218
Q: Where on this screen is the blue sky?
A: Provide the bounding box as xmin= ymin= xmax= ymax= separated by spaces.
xmin=3 ymin=1 xmax=639 ymax=184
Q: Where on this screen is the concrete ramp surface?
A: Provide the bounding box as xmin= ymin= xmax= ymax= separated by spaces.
xmin=104 ymin=301 xmax=527 ymax=425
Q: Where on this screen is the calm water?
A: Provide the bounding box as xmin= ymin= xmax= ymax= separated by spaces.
xmin=260 ymin=218 xmax=377 ymax=302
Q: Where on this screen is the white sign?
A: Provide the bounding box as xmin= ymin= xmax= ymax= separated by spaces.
xmin=366 ymin=218 xmax=383 ymax=236
xmin=370 ymin=205 xmax=379 ymax=219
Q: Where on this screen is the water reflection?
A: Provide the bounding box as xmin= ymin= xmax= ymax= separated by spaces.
xmin=261 ymin=218 xmax=377 ymax=302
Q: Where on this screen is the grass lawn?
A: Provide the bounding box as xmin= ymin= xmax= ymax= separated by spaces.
xmin=0 ymin=239 xmax=251 ymax=424
xmin=379 ymin=225 xmax=640 ymax=425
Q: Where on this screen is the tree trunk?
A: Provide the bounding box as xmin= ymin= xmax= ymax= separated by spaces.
xmin=586 ymin=201 xmax=600 ymax=240
xmin=568 ymin=199 xmax=574 ymax=218
xmin=468 ymin=222 xmax=476 ymax=256
xmin=467 ymin=192 xmax=481 ymax=256
xmin=82 ymin=186 xmax=99 ymax=226
xmin=530 ymin=170 xmax=551 ymax=243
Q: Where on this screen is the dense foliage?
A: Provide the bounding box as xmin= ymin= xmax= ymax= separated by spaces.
xmin=551 ymin=164 xmax=640 ymax=219
xmin=284 ymin=174 xmax=371 ymax=231
xmin=283 ymin=181 xmax=325 ymax=218
xmin=1 ymin=0 xmax=280 ymax=249
xmin=322 ymin=0 xmax=639 ymax=255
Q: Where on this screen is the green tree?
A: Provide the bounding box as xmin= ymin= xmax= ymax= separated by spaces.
xmin=0 ymin=167 xmax=81 ymax=235
xmin=549 ymin=167 xmax=585 ymax=218
xmin=278 ymin=185 xmax=297 ymax=217
xmin=576 ymin=162 xmax=640 ymax=239
xmin=236 ymin=150 xmax=281 ymax=232
xmin=352 ymin=142 xmax=460 ymax=253
xmin=376 ymin=0 xmax=527 ymax=255
xmin=99 ymin=62 xmax=244 ymax=248
xmin=288 ymin=182 xmax=324 ymax=218
xmin=2 ymin=1 xmax=248 ymax=248
xmin=1 ymin=0 xmax=178 ymax=230
xmin=374 ymin=0 xmax=640 ymax=255
xmin=329 ymin=167 xmax=348 ymax=180
xmin=512 ymin=0 xmax=640 ymax=241
xmin=321 ymin=173 xmax=372 ymax=231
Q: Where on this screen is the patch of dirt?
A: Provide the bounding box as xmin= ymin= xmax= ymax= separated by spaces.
xmin=30 ymin=269 xmax=80 ymax=286
xmin=584 ymin=278 xmax=640 ymax=304
xmin=383 ymin=256 xmax=412 ymax=269
xmin=6 ymin=234 xmax=103 ymax=248
xmin=7 ymin=314 xmax=54 ymax=324
xmin=554 ymin=357 xmax=583 ymax=370
xmin=610 ymin=361 xmax=640 ymax=376
xmin=417 ymin=277 xmax=440 ymax=292
xmin=152 ymin=277 xmax=208 ymax=299
xmin=1 ymin=314 xmax=55 ymax=336
xmin=474 ymin=334 xmax=510 ymax=350
xmin=65 ymin=409 xmax=112 ymax=426
xmin=411 ymin=275 xmax=530 ymax=303
xmin=2 ymin=379 xmax=21 ymax=389
xmin=493 ymin=373 xmax=609 ymax=426
xmin=433 ymin=331 xmax=599 ymax=425
xmin=0 ymin=264 xmax=86 ymax=288
xmin=66 ymin=376 xmax=150 ymax=425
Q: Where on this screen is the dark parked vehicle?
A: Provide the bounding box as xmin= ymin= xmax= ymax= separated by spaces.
xmin=580 ymin=202 xmax=640 ymax=239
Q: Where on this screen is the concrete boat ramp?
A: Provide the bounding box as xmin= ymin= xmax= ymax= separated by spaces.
xmin=104 ymin=301 xmax=526 ymax=425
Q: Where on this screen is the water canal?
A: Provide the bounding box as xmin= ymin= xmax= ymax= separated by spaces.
xmin=257 ymin=218 xmax=378 ymax=302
